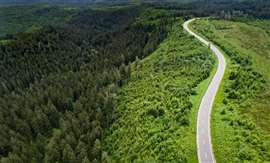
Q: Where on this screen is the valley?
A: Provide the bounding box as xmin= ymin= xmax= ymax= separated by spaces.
xmin=0 ymin=1 xmax=270 ymax=162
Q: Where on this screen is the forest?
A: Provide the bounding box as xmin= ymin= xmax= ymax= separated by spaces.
xmin=1 ymin=0 xmax=270 ymax=162
xmin=0 ymin=5 xmax=173 ymax=162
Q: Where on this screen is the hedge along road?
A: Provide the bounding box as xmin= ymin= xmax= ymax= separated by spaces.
xmin=183 ymin=18 xmax=226 ymax=163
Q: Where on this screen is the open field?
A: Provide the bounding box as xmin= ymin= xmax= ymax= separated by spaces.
xmin=191 ymin=18 xmax=270 ymax=162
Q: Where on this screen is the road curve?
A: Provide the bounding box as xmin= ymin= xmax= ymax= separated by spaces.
xmin=183 ymin=19 xmax=226 ymax=163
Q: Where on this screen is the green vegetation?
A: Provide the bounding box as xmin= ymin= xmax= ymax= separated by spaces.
xmin=2 ymin=1 xmax=270 ymax=162
xmin=0 ymin=5 xmax=76 ymax=37
xmin=191 ymin=18 xmax=270 ymax=162
xmin=0 ymin=6 xmax=172 ymax=162
xmin=105 ymin=19 xmax=216 ymax=162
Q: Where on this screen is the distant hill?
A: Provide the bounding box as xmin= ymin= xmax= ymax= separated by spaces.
xmin=0 ymin=0 xmax=126 ymax=5
xmin=0 ymin=0 xmax=192 ymax=5
xmin=0 ymin=0 xmax=261 ymax=5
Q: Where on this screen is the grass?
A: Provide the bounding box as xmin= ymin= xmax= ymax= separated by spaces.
xmin=104 ymin=19 xmax=216 ymax=162
xmin=191 ymin=18 xmax=270 ymax=162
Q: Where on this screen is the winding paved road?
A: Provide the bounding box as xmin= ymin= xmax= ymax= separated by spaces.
xmin=183 ymin=19 xmax=226 ymax=163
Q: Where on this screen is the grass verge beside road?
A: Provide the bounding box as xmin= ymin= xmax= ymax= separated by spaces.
xmin=191 ymin=18 xmax=270 ymax=162
xmin=105 ymin=19 xmax=216 ymax=162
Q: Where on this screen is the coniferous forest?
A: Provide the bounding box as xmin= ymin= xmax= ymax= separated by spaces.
xmin=0 ymin=0 xmax=270 ymax=162
xmin=0 ymin=6 xmax=173 ymax=162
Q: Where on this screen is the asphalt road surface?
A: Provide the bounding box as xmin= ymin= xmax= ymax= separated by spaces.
xmin=183 ymin=19 xmax=226 ymax=163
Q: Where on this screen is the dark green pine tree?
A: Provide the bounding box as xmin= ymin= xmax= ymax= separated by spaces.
xmin=62 ymin=143 xmax=76 ymax=163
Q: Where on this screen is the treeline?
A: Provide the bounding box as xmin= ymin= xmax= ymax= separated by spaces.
xmin=0 ymin=6 xmax=174 ymax=162
xmin=151 ymin=0 xmax=270 ymax=19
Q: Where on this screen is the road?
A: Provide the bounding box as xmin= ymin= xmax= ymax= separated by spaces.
xmin=183 ymin=19 xmax=226 ymax=163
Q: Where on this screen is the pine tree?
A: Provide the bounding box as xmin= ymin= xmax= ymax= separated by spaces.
xmin=76 ymin=140 xmax=88 ymax=161
xmin=44 ymin=130 xmax=62 ymax=163
xmin=82 ymin=157 xmax=91 ymax=163
xmin=91 ymin=139 xmax=101 ymax=161
xmin=62 ymin=143 xmax=76 ymax=163
xmin=45 ymin=100 xmax=60 ymax=128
